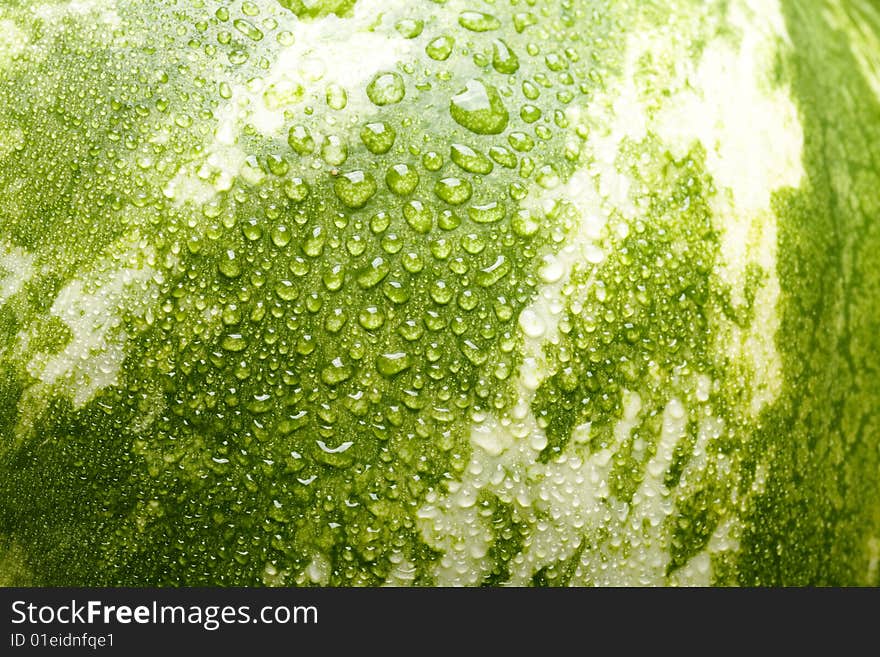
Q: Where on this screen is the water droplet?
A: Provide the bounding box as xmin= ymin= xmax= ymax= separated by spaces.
xmin=403 ymin=200 xmax=433 ymax=234
xmin=322 ymin=264 xmax=345 ymax=291
xmin=401 ymin=251 xmax=424 ymax=273
xmin=430 ymin=279 xmax=453 ymax=304
xmin=222 ymin=334 xmax=248 ymax=352
xmin=536 ymin=163 xmax=560 ymax=189
xmin=422 ymin=151 xmax=443 ymax=171
xmin=476 ymin=255 xmax=511 ymax=287
xmin=242 ymin=217 xmax=263 ymax=241
xmin=545 ymin=52 xmax=568 ymax=71
xmin=450 ymin=80 xmax=508 ymax=135
xmin=434 ymin=177 xmax=472 ymax=205
xmin=321 ymin=357 xmax=352 ymax=386
xmin=233 ymin=18 xmax=264 ymax=41
xmin=489 ymin=145 xmax=517 ymax=169
xmin=325 ymin=308 xmax=348 ymax=333
xmin=453 ymin=288 xmax=476 ymax=311
xmin=377 ymin=352 xmax=412 ymax=378
xmin=266 ymin=154 xmax=289 ymax=176
xmin=271 ymin=224 xmax=291 ymax=247
xmin=287 ymin=125 xmax=315 ymax=155
xmin=284 ymin=177 xmax=310 ymax=201
xmin=275 ymin=280 xmax=299 ymax=301
xmin=460 ymin=233 xmax=486 ymax=254
xmin=438 ymin=210 xmax=461 ymax=230
xmin=358 ymin=306 xmax=386 ymax=330
xmin=539 ymin=254 xmax=565 ymax=283
xmin=360 ymin=121 xmax=396 ymax=154
xmin=334 ymin=170 xmax=377 ymax=208
xmin=395 ymin=18 xmax=424 ymax=38
xmin=460 ymin=338 xmax=488 ymax=365
xmin=370 ymin=211 xmax=391 ymax=233
xmin=385 ymin=163 xmax=419 ymax=196
xmin=367 ymin=72 xmax=405 ymax=106
xmin=222 ymin=303 xmax=242 ymax=325
xmin=513 ymin=12 xmax=537 ymax=33
xmin=491 ymin=39 xmax=519 ymax=74
xmin=511 ymin=208 xmax=539 ymax=237
xmin=426 ymin=35 xmax=454 ymax=61
xmin=399 ymin=319 xmax=423 ymax=341
xmin=321 ymin=134 xmax=348 ymax=165
xmin=219 ymin=250 xmax=242 ymax=278
xmin=508 ymin=131 xmax=534 ymax=152
xmin=325 ymin=83 xmax=348 ymax=110
xmin=383 ymin=279 xmax=411 ymax=304
xmin=458 ymin=11 xmax=501 ymax=32
xmin=518 ymin=309 xmax=546 ymax=338
xmin=468 ymin=201 xmax=505 ymax=224
xmin=520 ymin=104 xmax=542 ymax=123
xmin=358 ymin=257 xmax=390 ymax=289
xmin=450 ymin=143 xmax=493 ymax=174
xmin=303 ymin=226 xmax=326 ymax=257
xmin=431 ymin=238 xmax=452 ymax=259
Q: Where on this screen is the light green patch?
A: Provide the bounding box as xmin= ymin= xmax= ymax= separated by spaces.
xmin=0 ymin=243 xmax=34 ymax=307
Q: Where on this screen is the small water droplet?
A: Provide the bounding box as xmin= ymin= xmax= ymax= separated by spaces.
xmin=358 ymin=306 xmax=386 ymax=330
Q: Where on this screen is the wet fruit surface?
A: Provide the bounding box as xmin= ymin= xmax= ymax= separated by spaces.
xmin=0 ymin=0 xmax=878 ymax=587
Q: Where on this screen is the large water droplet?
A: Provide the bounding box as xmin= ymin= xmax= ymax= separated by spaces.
xmin=450 ymin=80 xmax=508 ymax=135
xmin=334 ymin=170 xmax=377 ymax=208
xmin=403 ymin=200 xmax=433 ymax=234
xmin=385 ymin=163 xmax=419 ymax=196
xmin=321 ymin=357 xmax=352 ymax=386
xmin=360 ymin=122 xmax=396 ymax=154
xmin=395 ymin=18 xmax=423 ymax=38
xmin=321 ymin=134 xmax=348 ymax=165
xmin=287 ymin=125 xmax=315 ymax=155
xmin=426 ymin=35 xmax=454 ymax=61
xmin=434 ymin=177 xmax=472 ymax=205
xmin=367 ymin=72 xmax=405 ymax=106
xmin=491 ymin=39 xmax=519 ymax=74
xmin=468 ymin=201 xmax=505 ymax=224
xmin=377 ymin=352 xmax=412 ymax=378
xmin=450 ymin=143 xmax=493 ymax=174
xmin=458 ymin=11 xmax=501 ymax=32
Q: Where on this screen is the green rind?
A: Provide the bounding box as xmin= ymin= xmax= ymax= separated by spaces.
xmin=736 ymin=0 xmax=880 ymax=585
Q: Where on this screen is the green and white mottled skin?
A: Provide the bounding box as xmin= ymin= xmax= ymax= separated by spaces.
xmin=0 ymin=0 xmax=878 ymax=586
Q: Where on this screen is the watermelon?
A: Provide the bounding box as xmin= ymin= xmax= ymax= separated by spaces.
xmin=0 ymin=0 xmax=878 ymax=587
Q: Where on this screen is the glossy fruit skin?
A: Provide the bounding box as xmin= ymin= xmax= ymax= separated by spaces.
xmin=0 ymin=0 xmax=878 ymax=586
